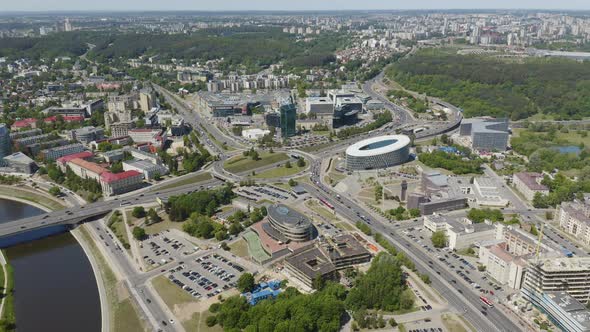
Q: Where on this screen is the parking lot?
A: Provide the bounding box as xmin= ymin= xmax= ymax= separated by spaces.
xmin=139 ymin=230 xmax=200 ymax=268
xmin=166 ymin=252 xmax=247 ymax=299
xmin=401 ymin=227 xmax=509 ymax=303
xmin=237 ymin=184 xmax=293 ymax=202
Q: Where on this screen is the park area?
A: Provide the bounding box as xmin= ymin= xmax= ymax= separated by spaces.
xmin=223 ymin=152 xmax=288 ymax=174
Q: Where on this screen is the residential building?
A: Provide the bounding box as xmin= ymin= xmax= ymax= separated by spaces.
xmin=478 ymin=242 xmax=526 ymax=289
xmin=558 ymin=196 xmax=590 ymax=245
xmin=139 ymin=89 xmax=156 ymax=113
xmin=513 ymin=172 xmax=549 ymax=201
xmin=100 ymin=170 xmax=144 ymax=196
xmin=40 ymin=143 xmax=86 ymax=161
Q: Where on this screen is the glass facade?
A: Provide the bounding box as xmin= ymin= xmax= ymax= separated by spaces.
xmin=280 ymin=102 xmax=296 ymax=138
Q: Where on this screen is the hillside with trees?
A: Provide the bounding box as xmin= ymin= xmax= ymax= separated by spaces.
xmin=387 ymin=49 xmax=590 ymax=120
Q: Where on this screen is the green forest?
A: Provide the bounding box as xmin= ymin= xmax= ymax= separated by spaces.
xmin=387 ymin=49 xmax=590 ymax=120
xmin=209 ymin=253 xmax=411 ymax=332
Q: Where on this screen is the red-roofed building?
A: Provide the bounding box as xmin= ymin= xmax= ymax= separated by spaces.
xmin=512 ymin=172 xmax=549 ymax=201
xmin=44 ymin=115 xmax=85 ymax=124
xmin=100 ymin=170 xmax=143 ymax=196
xmin=56 ymin=151 xmax=93 ymax=171
xmin=11 ymin=118 xmax=37 ymax=130
xmin=68 ymin=158 xmax=109 ymax=182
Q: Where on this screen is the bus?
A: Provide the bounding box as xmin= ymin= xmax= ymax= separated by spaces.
xmin=480 ymin=296 xmax=494 ymax=308
xmin=319 ymin=198 xmax=335 ymax=210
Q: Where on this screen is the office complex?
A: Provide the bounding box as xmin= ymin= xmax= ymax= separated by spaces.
xmin=459 ymin=118 xmax=509 ymax=151
xmin=279 ymin=98 xmax=296 ymax=138
xmin=345 ymin=135 xmax=410 ymax=171
xmin=40 ymin=143 xmax=86 ymax=161
xmin=536 ymin=292 xmax=590 ymax=332
xmin=265 ymin=204 xmax=315 ymax=242
xmin=0 ymin=124 xmax=11 ymax=159
xmin=522 ymin=257 xmax=590 ymax=306
xmin=2 ymin=152 xmax=38 ymax=174
xmin=100 ymin=170 xmax=144 ymax=196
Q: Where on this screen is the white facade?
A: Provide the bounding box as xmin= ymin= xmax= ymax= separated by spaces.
xmin=242 ymin=128 xmax=270 ymax=140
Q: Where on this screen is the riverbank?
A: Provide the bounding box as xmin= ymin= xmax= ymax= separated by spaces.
xmin=0 ymin=185 xmax=64 ymax=211
xmin=0 ymin=250 xmax=15 ymax=331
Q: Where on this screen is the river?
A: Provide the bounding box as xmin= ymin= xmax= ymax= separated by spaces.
xmin=0 ymin=198 xmax=101 ymax=332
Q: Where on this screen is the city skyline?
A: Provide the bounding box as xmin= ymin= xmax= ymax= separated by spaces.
xmin=4 ymin=0 xmax=590 ymax=12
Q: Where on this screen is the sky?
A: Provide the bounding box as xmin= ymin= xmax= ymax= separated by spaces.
xmin=3 ymin=0 xmax=590 ymax=12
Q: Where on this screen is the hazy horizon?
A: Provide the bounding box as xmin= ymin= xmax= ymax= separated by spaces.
xmin=3 ymin=0 xmax=590 ymax=12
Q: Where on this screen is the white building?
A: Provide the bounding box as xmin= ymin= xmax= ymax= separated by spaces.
xmin=558 ymin=196 xmax=590 ymax=245
xmin=473 ymin=177 xmax=509 ymax=207
xmin=123 ymin=159 xmax=168 ymax=180
xmin=478 ymin=243 xmax=526 ymax=289
xmin=241 ymin=128 xmax=270 ymax=140
xmin=100 ymin=171 xmax=144 ymax=196
xmin=423 ymin=214 xmax=496 ymax=250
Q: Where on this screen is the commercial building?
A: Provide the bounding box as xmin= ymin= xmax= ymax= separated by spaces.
xmin=473 ymin=177 xmax=509 ymax=207
xmin=459 ymin=118 xmax=509 ymax=151
xmin=279 ymin=99 xmax=296 ymax=138
xmin=535 ymin=292 xmax=590 ymax=332
xmin=305 ymin=97 xmax=334 ymax=115
xmin=100 ymin=170 xmax=144 ymax=196
xmin=522 ymin=257 xmax=590 ymax=306
xmin=265 ymin=112 xmax=281 ymax=128
xmin=242 ymin=128 xmax=270 ymax=140
xmin=0 ymin=124 xmax=11 ymax=159
xmin=40 ymin=143 xmax=86 ymax=161
xmin=414 ymin=197 xmax=467 ymax=216
xmin=128 ymin=129 xmax=167 ymax=148
xmin=345 ymin=135 xmax=410 ymax=171
xmin=513 ymin=172 xmax=549 ymax=201
xmin=284 ymin=234 xmax=372 ymax=289
xmin=110 ymin=122 xmax=135 ymax=138
xmin=2 ymin=152 xmax=38 ymax=174
xmin=558 ymin=196 xmax=590 ymax=245
xmin=423 ymin=214 xmax=495 ymax=249
xmin=122 ymin=159 xmax=168 ymax=180
xmin=67 ymin=126 xmax=104 ymax=144
xmin=265 ymin=204 xmax=316 ymax=242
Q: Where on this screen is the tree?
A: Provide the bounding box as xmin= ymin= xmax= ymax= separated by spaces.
xmin=220 ymin=242 xmax=230 ymax=251
xmin=49 ymin=186 xmax=62 ymax=197
xmin=297 ymin=158 xmax=305 ymax=168
xmin=215 ymin=230 xmax=228 ymax=241
xmin=312 ymin=274 xmax=325 ymax=290
xmin=288 ymin=178 xmax=297 ymax=187
xmin=374 ymin=184 xmax=383 ymax=202
xmin=285 ymin=161 xmax=292 ymax=168
xmin=237 ymin=273 xmax=255 ymax=293
xmin=420 ymin=274 xmax=431 ymax=284
xmin=400 ymin=289 xmax=415 ymax=309
xmin=409 ymin=208 xmax=421 ymax=218
xmin=389 ymin=318 xmax=397 ymax=327
xmin=205 ymin=315 xmax=217 ymax=327
xmin=132 ymin=206 xmax=146 ymax=218
xmin=132 ymin=226 xmax=146 ymax=240
xmin=431 ymin=231 xmax=447 ymax=248
xmin=147 ymin=208 xmax=161 ymax=223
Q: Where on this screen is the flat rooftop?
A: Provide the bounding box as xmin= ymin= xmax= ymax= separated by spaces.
xmin=534 ymin=257 xmax=590 ymax=272
xmin=267 ymin=204 xmax=312 ymax=230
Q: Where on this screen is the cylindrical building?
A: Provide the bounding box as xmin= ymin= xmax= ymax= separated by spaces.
xmin=266 ymin=204 xmax=314 ymax=242
xmin=345 ymin=135 xmax=410 ymax=171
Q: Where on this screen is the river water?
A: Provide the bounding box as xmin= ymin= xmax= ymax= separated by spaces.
xmin=0 ymin=199 xmax=101 ymax=332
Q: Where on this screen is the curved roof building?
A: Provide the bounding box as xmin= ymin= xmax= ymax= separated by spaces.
xmin=346 ymin=135 xmax=410 ymax=171
xmin=266 ymin=204 xmax=315 ymax=242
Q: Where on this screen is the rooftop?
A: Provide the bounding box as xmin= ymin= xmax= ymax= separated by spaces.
xmin=100 ymin=170 xmax=142 ymax=183
xmin=533 ymin=257 xmax=590 ymax=272
xmin=514 ymin=172 xmax=548 ymax=191
xmin=69 ymin=158 xmax=108 ymax=175
xmin=545 ymin=292 xmax=590 ymax=329
xmin=267 ymin=204 xmax=312 ymax=230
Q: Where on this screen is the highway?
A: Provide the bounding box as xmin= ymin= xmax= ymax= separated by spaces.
xmin=302 ymin=162 xmax=522 ymax=332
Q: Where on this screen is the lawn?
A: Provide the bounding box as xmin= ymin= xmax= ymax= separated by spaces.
xmin=305 ymin=200 xmax=339 ymax=222
xmin=156 ymin=172 xmax=212 ymax=191
xmin=114 ymin=299 xmax=146 ymax=332
xmin=182 ymin=311 xmax=224 ymax=332
xmin=441 ymin=314 xmax=470 ymax=332
xmin=228 ymin=238 xmax=250 ymax=258
xmin=79 ymin=227 xmax=146 ymax=332
xmin=143 ymin=213 xmax=183 ymax=235
xmin=152 ymin=275 xmax=196 ymax=309
xmin=224 ymin=152 xmax=289 ymax=174
xmin=253 ymin=161 xmax=307 ymax=179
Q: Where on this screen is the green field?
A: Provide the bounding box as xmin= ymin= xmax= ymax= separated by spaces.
xmin=224 ymin=152 xmax=289 ymax=174
xmin=512 ymin=128 xmax=589 ymax=145
xmin=182 ymin=311 xmax=224 ymax=332
xmin=156 ymin=172 xmax=212 ymax=191
xmin=253 ymin=161 xmax=307 ymax=179
xmin=152 ymin=275 xmax=196 ymax=308
xmin=114 ymin=299 xmax=146 ymax=332
xmin=242 ymin=230 xmax=271 ymax=263
xmin=228 ymin=238 xmax=250 ymax=258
